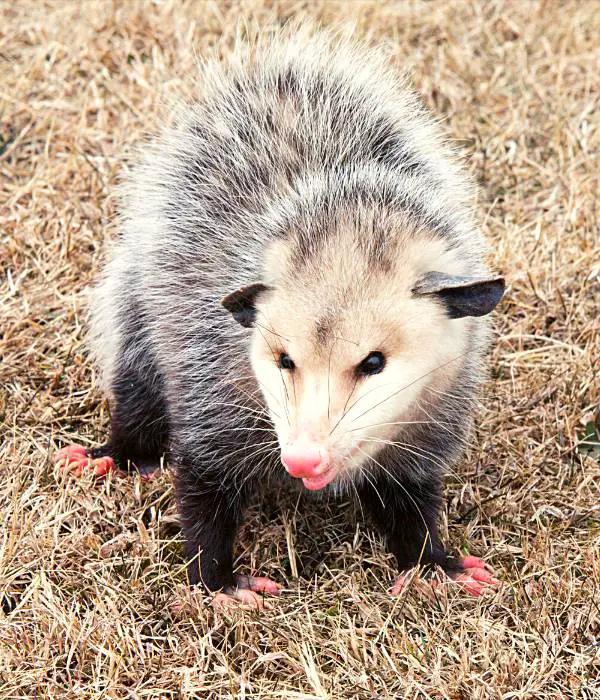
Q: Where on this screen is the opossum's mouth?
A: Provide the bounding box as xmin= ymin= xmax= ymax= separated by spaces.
xmin=301 ymin=467 xmax=339 ymax=491
xmin=284 ymin=446 xmax=361 ymax=491
xmin=284 ymin=459 xmax=340 ymax=491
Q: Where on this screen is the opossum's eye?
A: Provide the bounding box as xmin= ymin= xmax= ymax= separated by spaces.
xmin=356 ymin=351 xmax=385 ymax=377
xmin=278 ymin=353 xmax=296 ymax=371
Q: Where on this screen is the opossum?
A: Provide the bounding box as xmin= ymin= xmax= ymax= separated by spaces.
xmin=56 ymin=27 xmax=504 ymax=606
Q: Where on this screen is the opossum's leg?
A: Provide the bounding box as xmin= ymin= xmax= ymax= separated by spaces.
xmin=357 ymin=474 xmax=447 ymax=569
xmin=177 ymin=483 xmax=240 ymax=591
xmin=101 ymin=322 xmax=169 ymax=472
xmin=56 ymin=300 xmax=169 ymax=478
xmin=175 ymin=467 xmax=279 ymax=606
xmin=356 ymin=475 xmax=499 ymax=596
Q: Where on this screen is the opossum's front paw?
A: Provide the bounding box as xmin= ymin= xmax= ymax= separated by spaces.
xmin=55 ymin=444 xmax=117 ymax=478
xmin=213 ymin=589 xmax=271 ymax=610
xmin=212 ymin=575 xmax=281 ymax=610
xmin=234 ymin=574 xmax=282 ymax=596
xmin=171 ymin=575 xmax=281 ymax=614
xmin=391 ymin=556 xmax=499 ymax=598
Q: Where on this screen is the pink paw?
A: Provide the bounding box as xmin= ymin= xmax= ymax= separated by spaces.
xmin=212 ymin=575 xmax=281 ymax=610
xmin=235 ymin=575 xmax=281 ymax=596
xmin=447 ymin=556 xmax=499 ymax=597
xmin=55 ymin=444 xmax=117 ymax=478
xmin=391 ymin=556 xmax=499 ymax=598
xmin=170 ymin=575 xmax=281 ymax=615
xmin=390 ymin=570 xmax=414 ymax=596
xmin=213 ymin=588 xmax=272 ymax=610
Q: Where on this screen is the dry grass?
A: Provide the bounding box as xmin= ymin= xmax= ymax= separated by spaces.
xmin=1 ymin=1 xmax=599 ymax=697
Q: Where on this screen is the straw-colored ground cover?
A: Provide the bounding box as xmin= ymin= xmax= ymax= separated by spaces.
xmin=1 ymin=1 xmax=599 ymax=697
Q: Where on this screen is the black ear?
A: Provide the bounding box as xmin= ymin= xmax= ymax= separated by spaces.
xmin=412 ymin=271 xmax=505 ymax=319
xmin=221 ymin=283 xmax=271 ymax=327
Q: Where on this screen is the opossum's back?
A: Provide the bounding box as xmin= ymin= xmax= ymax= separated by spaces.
xmin=117 ymin=29 xmax=475 ymax=326
xmin=133 ymin=31 xmax=464 ymax=248
xmin=166 ymin=42 xmax=453 ymax=221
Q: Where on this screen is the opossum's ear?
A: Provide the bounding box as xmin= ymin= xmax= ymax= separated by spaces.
xmin=412 ymin=272 xmax=505 ymax=319
xmin=221 ymin=283 xmax=271 ymax=328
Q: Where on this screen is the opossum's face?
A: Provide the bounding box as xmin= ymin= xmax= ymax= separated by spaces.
xmin=247 ymin=290 xmax=454 ymax=490
xmin=222 ymin=237 xmax=504 ymax=492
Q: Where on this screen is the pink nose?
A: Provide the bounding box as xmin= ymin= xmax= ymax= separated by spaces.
xmin=281 ymin=445 xmax=324 ymax=478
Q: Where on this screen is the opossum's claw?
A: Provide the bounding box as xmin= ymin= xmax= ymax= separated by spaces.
xmin=391 ymin=556 xmax=499 ymax=598
xmin=55 ymin=444 xmax=117 ymax=478
xmin=390 ymin=570 xmax=414 ymax=596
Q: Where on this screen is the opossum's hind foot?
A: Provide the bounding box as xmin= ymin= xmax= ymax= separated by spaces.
xmin=212 ymin=575 xmax=282 ymax=610
xmin=54 ymin=443 xmax=162 ymax=480
xmin=55 ymin=444 xmax=117 ymax=478
xmin=391 ymin=556 xmax=499 ymax=598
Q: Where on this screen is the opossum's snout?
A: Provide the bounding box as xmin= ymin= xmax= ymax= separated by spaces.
xmin=281 ymin=443 xmax=324 ymax=477
xmin=280 ymin=440 xmax=335 ymax=491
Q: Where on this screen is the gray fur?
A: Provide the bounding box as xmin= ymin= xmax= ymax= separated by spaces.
xmin=89 ymin=26 xmax=499 ymax=490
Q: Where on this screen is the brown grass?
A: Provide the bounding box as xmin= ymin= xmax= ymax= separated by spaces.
xmin=1 ymin=1 xmax=599 ymax=697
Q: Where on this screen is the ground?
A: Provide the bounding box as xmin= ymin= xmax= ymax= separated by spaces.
xmin=1 ymin=1 xmax=599 ymax=698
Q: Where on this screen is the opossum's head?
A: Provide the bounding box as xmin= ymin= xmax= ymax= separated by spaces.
xmin=222 ymin=217 xmax=504 ymax=491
